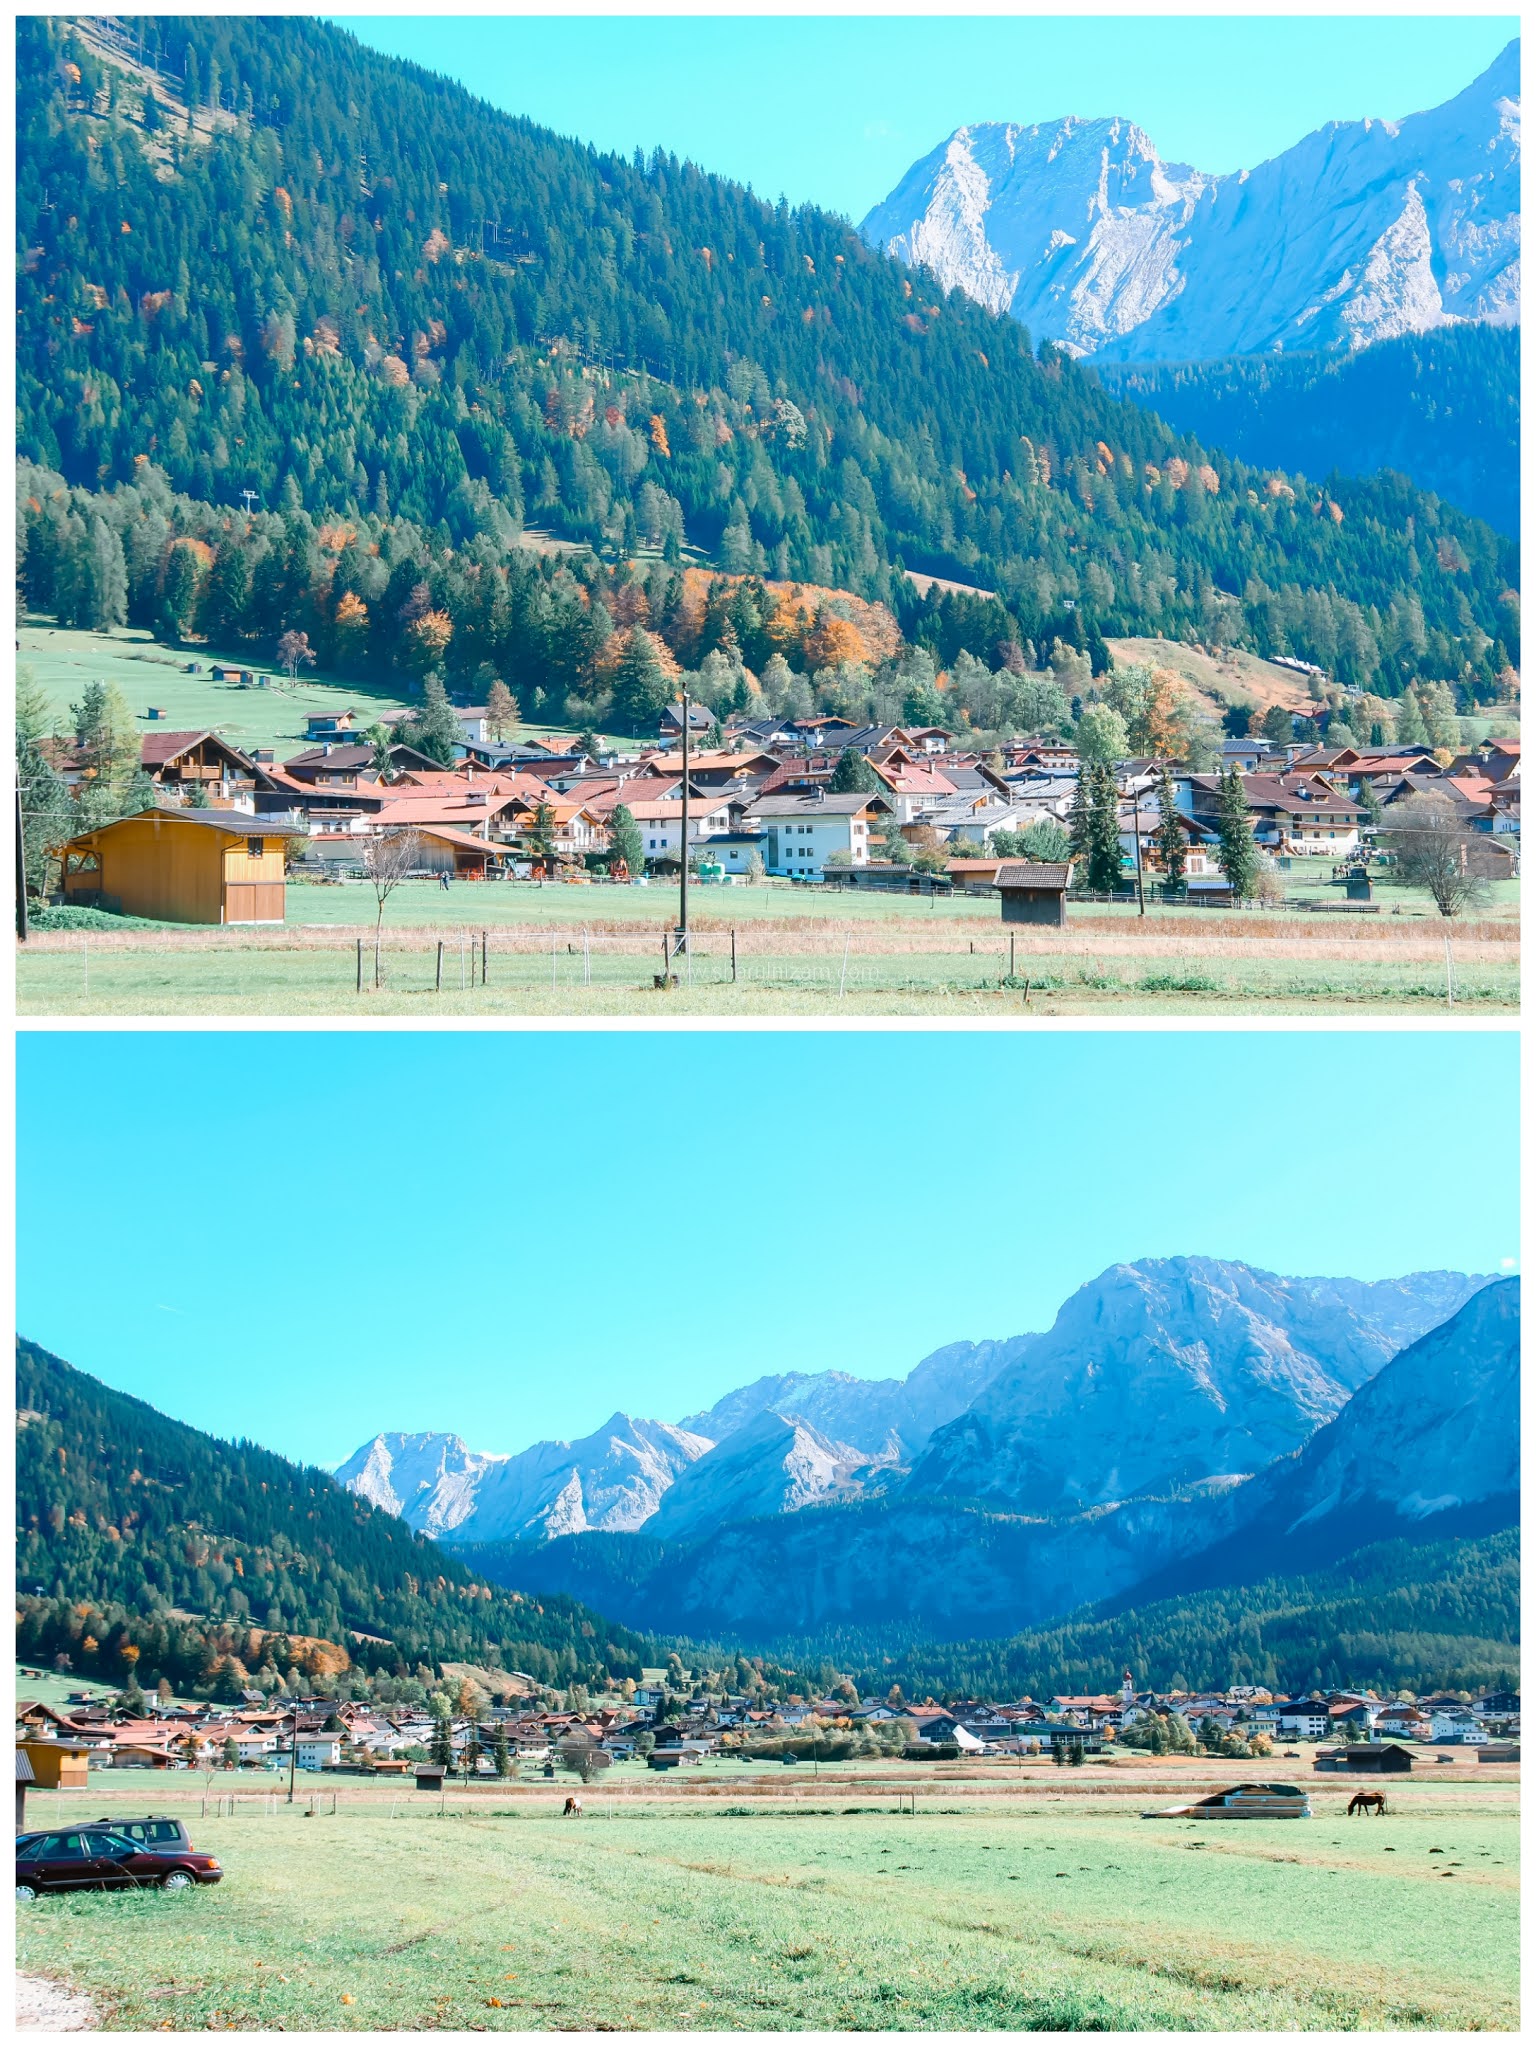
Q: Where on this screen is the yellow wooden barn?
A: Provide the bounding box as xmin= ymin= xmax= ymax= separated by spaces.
xmin=57 ymin=807 xmax=296 ymax=924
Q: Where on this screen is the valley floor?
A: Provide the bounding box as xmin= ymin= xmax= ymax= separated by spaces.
xmin=18 ymin=1760 xmax=1518 ymax=2031
xmin=16 ymin=888 xmax=1519 ymax=1016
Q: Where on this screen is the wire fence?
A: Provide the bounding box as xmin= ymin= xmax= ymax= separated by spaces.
xmin=17 ymin=920 xmax=1517 ymax=1009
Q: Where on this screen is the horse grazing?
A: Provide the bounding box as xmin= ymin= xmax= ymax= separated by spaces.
xmin=562 ymin=1794 xmax=584 ymax=1818
xmin=1348 ymin=1790 xmax=1388 ymax=1817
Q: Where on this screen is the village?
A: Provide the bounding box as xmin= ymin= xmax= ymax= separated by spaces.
xmin=40 ymin=682 xmax=1521 ymax=927
xmin=16 ymin=1664 xmax=1522 ymax=1814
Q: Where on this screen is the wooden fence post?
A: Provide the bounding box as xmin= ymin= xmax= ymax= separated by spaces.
xmin=436 ymin=940 xmax=443 ymax=992
xmin=731 ymin=928 xmax=737 ymax=981
xmin=356 ymin=937 xmax=363 ymax=992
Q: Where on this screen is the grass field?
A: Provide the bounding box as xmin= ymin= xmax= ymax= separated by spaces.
xmin=17 ymin=1761 xmax=1518 ymax=2031
xmin=19 ymin=621 xmax=618 ymax=759
xmin=17 ymin=892 xmax=1519 ymax=1016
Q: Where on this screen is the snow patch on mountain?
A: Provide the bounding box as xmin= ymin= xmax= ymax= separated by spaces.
xmin=861 ymin=42 xmax=1519 ymax=360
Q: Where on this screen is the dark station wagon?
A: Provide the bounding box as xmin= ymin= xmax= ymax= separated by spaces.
xmin=16 ymin=1821 xmax=221 ymax=1899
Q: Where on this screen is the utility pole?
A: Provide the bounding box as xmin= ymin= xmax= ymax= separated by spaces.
xmin=676 ymin=687 xmax=690 ymax=960
xmin=240 ymin=488 xmax=259 ymax=516
xmin=287 ymin=1703 xmax=298 ymax=1805
xmin=16 ymin=786 xmax=29 ymax=942
xmin=1128 ymin=781 xmax=1146 ymax=916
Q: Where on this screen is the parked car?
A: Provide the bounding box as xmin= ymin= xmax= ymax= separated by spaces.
xmin=16 ymin=1827 xmax=221 ymax=1899
xmin=88 ymin=1815 xmax=195 ymax=1854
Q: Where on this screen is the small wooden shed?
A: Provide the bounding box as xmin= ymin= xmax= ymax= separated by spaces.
xmin=994 ymin=859 xmax=1074 ymax=927
xmin=414 ymin=1762 xmax=447 ymax=1792
xmin=16 ymin=1749 xmax=36 ymax=1828
xmin=18 ymin=1739 xmax=92 ymax=1790
xmin=1319 ymin=1743 xmax=1417 ymax=1774
xmin=57 ymin=807 xmax=297 ymax=925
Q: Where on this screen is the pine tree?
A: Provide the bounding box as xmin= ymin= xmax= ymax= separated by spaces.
xmin=1068 ymin=767 xmax=1091 ymax=862
xmin=403 ymin=675 xmax=463 ymax=766
xmin=607 ymin=803 xmax=643 ymax=876
xmin=492 ymin=1725 xmax=512 ymax=1778
xmin=1215 ymin=766 xmax=1260 ymax=901
xmin=1155 ymin=761 xmax=1185 ymax=887
xmin=610 ymin=627 xmax=669 ymax=736
xmin=829 ymin=746 xmax=879 ymax=794
xmin=1085 ymin=762 xmax=1123 ymax=893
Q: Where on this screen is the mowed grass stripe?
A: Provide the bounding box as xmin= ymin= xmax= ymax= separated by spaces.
xmin=18 ymin=1802 xmax=1517 ymax=2031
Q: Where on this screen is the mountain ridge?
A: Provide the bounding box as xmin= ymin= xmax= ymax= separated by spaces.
xmin=462 ymin=1278 xmax=1515 ymax=1642
xmin=862 ymin=43 xmax=1520 ymax=362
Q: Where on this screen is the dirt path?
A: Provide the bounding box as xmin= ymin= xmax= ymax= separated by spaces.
xmin=16 ymin=1975 xmax=98 ymax=2031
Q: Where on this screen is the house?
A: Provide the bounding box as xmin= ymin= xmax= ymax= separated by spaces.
xmin=1274 ymin=1699 xmax=1333 ymax=1740
xmin=56 ymin=807 xmax=296 ymax=924
xmin=139 ymin=729 xmax=275 ymax=803
xmin=16 ymin=1749 xmax=36 ymax=1829
xmin=1315 ymin=1743 xmax=1417 ymax=1774
xmin=872 ymin=760 xmax=959 ymax=824
xmin=18 ymin=1740 xmax=92 ymax=1789
xmin=293 ymin=1731 xmax=345 ymax=1771
xmin=1429 ymin=1708 xmax=1486 ymax=1744
xmin=995 ymin=860 xmax=1074 ymax=926
xmin=413 ymin=1762 xmax=447 ymax=1791
xmin=659 ymin=701 xmax=714 ymax=741
xmin=303 ymin=709 xmax=365 ymax=741
xmin=742 ymin=791 xmax=889 ymax=877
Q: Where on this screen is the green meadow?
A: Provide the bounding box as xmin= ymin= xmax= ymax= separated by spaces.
xmin=17 ymin=1768 xmax=1519 ymax=2030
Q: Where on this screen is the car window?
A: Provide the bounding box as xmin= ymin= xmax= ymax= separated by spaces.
xmin=19 ymin=1834 xmax=59 ymax=1859
xmin=145 ymin=1821 xmax=182 ymax=1844
xmin=84 ymin=1832 xmax=139 ymax=1859
xmin=53 ymin=1833 xmax=88 ymax=1860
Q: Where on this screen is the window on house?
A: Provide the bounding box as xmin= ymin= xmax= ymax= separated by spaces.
xmin=246 ymin=838 xmax=265 ymax=859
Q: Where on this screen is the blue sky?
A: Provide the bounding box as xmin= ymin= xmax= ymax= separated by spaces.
xmin=16 ymin=1030 xmax=1518 ymax=1473
xmin=338 ymin=14 xmax=1518 ymax=220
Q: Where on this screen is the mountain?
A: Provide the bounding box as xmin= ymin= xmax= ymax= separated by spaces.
xmin=1098 ymin=328 xmax=1521 ymax=537
xmin=473 ymin=1277 xmax=1514 ymax=1644
xmin=337 ymin=1338 xmax=1010 ymax=1541
xmin=1173 ymin=1272 xmax=1520 ymax=1573
xmin=679 ymin=1339 xmax=1019 ymax=1460
xmin=333 ymin=1431 xmax=503 ymax=1538
xmin=14 ymin=1338 xmax=656 ymax=1695
xmin=338 ymin=1416 xmax=710 ymax=1544
xmin=862 ymin=43 xmax=1519 ymax=362
xmin=13 ymin=16 xmax=1516 ymax=706
xmin=645 ymin=1411 xmax=869 ymax=1541
xmin=905 ymin=1260 xmax=1493 ymax=1510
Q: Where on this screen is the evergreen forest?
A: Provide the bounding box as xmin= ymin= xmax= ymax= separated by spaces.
xmin=15 ymin=1338 xmax=655 ymax=1699
xmin=15 ymin=14 xmax=1519 ymax=722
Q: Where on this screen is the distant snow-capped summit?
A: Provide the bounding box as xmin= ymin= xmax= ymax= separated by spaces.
xmin=861 ymin=41 xmax=1519 ymax=359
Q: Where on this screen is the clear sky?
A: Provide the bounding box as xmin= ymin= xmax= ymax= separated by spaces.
xmin=336 ymin=13 xmax=1518 ymax=222
xmin=17 ymin=1029 xmax=1518 ymax=1474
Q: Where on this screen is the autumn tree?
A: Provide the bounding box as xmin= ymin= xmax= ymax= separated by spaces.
xmin=485 ymin=677 xmax=516 ymax=741
xmin=277 ymin=628 xmax=316 ymax=685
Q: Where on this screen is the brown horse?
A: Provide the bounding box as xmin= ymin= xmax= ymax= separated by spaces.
xmin=1348 ymin=1790 xmax=1388 ymax=1816
xmin=562 ymin=1794 xmax=584 ymax=1818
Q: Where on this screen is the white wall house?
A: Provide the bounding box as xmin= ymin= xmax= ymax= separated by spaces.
xmin=625 ymin=795 xmax=737 ymax=863
xmin=743 ymin=793 xmax=886 ymax=878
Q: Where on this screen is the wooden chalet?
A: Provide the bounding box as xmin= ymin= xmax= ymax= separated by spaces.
xmin=58 ymin=807 xmax=297 ymax=924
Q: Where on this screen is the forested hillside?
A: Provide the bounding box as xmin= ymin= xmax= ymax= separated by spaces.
xmin=15 ymin=15 xmax=1517 ymax=707
xmin=776 ymin=1532 xmax=1520 ymax=1701
xmin=1100 ymin=329 xmax=1521 ymax=539
xmin=15 ymin=1338 xmax=653 ymax=1697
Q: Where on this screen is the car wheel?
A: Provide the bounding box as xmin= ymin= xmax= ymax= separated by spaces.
xmin=160 ymin=1869 xmax=196 ymax=1892
xmin=16 ymin=1883 xmax=38 ymax=1902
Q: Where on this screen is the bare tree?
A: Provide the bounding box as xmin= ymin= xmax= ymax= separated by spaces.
xmin=1383 ymin=795 xmax=1495 ymax=917
xmin=361 ymin=828 xmax=422 ymax=986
